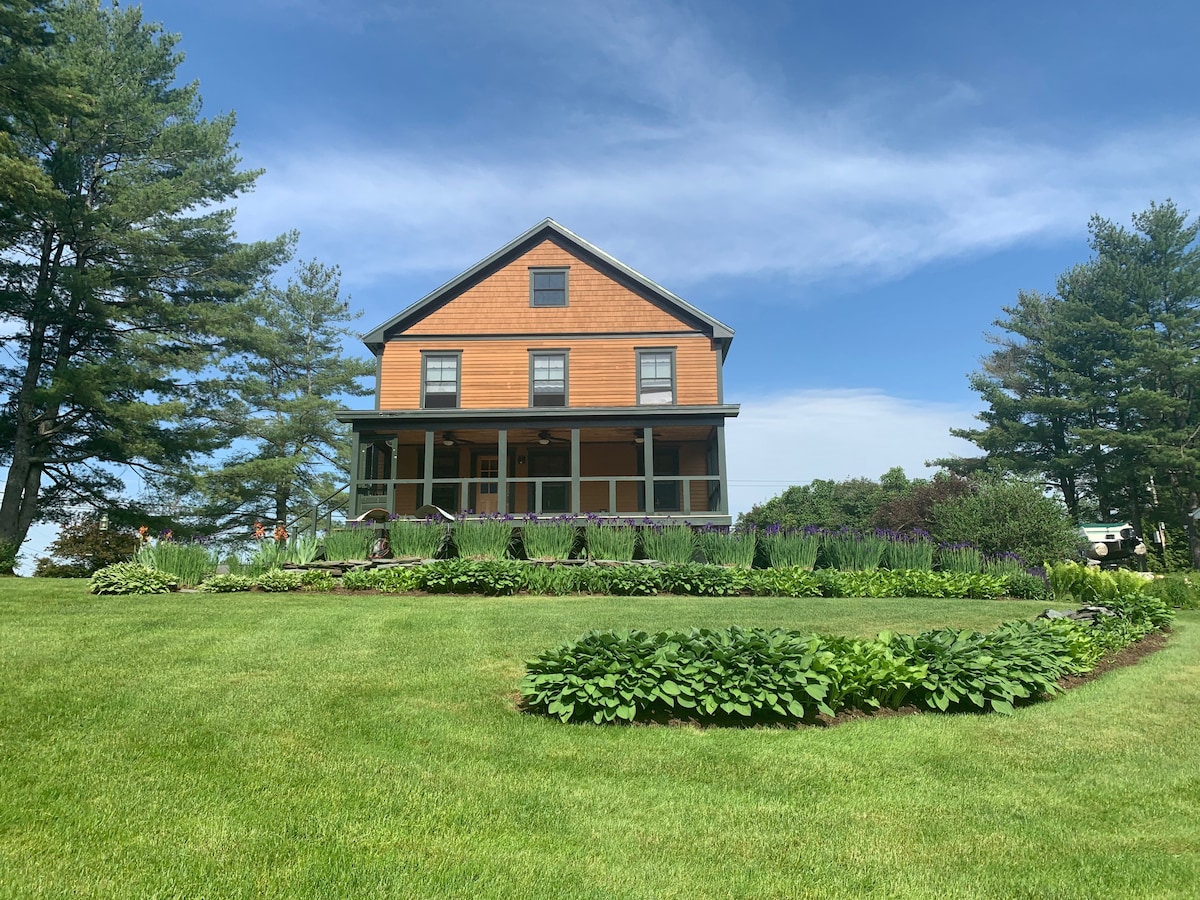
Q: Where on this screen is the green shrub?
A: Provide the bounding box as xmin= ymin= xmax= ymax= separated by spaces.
xmin=585 ymin=524 xmax=637 ymax=561
xmin=0 ymin=539 xmax=20 ymax=573
xmin=746 ymin=567 xmax=822 ymax=597
xmin=1003 ymin=571 xmax=1051 ymax=601
xmin=930 ymin=477 xmax=1080 ymax=565
xmin=419 ymin=559 xmax=525 ymax=595
xmin=696 ymin=528 xmax=756 ymax=568
xmin=33 ymin=560 xmax=92 ymax=578
xmin=323 ymin=526 xmax=376 ymax=561
xmin=660 ymin=563 xmax=748 ymax=597
xmin=90 ymin=562 xmax=175 ymax=595
xmin=300 ymin=569 xmax=336 ymax=592
xmin=639 ymin=524 xmax=697 ymax=564
xmin=198 ymin=573 xmax=256 ymax=593
xmin=606 ymin=565 xmax=662 ymax=596
xmin=339 ymin=569 xmax=375 ymax=591
xmin=388 ymin=518 xmax=446 ymax=558
xmin=520 ymin=517 xmax=579 ymax=560
xmin=525 ymin=565 xmax=584 ymax=596
xmin=1149 ymin=573 xmax=1200 ymax=609
xmin=255 ymin=568 xmax=304 ymax=593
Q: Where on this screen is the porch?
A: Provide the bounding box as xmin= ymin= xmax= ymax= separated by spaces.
xmin=344 ymin=415 xmax=733 ymax=524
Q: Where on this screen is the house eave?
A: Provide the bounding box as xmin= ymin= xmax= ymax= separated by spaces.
xmin=336 ymin=404 xmax=740 ymax=426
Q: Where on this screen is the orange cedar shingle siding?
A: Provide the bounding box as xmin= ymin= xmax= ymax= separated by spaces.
xmin=402 ymin=240 xmax=689 ymax=335
xmin=379 ymin=336 xmax=720 ymax=409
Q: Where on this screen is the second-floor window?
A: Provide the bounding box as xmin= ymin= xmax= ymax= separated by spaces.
xmin=530 ymin=351 xmax=567 ymax=407
xmin=422 ymin=352 xmax=460 ymax=408
xmin=638 ymin=349 xmax=675 ymax=405
xmin=530 ymin=268 xmax=568 ymax=307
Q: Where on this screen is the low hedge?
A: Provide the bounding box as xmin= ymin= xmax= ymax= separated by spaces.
xmin=519 ymin=591 xmax=1174 ymax=725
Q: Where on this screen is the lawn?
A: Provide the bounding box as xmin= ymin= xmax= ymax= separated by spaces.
xmin=1 ymin=579 xmax=1197 ymax=899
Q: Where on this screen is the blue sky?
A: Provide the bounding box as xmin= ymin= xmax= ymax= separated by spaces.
xmin=19 ymin=0 xmax=1200 ymax=567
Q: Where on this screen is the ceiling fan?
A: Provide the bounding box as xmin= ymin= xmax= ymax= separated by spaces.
xmin=535 ymin=430 xmax=570 ymax=446
xmin=440 ymin=431 xmax=475 ymax=447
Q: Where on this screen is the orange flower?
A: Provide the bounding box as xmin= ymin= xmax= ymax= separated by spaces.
xmin=273 ymin=524 xmax=288 ymax=543
xmin=137 ymin=525 xmax=150 ymax=544
xmin=252 ymin=521 xmax=265 ymax=540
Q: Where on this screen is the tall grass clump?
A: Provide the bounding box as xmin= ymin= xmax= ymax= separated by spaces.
xmin=323 ymin=525 xmax=376 ymax=561
xmin=135 ymin=540 xmax=218 ymax=587
xmin=882 ymin=529 xmax=934 ymax=571
xmin=759 ymin=525 xmax=820 ymax=570
xmin=520 ymin=515 xmax=579 ymax=560
xmin=389 ymin=517 xmax=446 ymax=558
xmin=453 ymin=514 xmax=513 ymax=559
xmin=585 ymin=520 xmax=637 ymax=561
xmin=984 ymin=552 xmax=1029 ymax=578
xmin=696 ymin=525 xmax=756 ymax=568
xmin=822 ymin=528 xmax=887 ymax=571
xmin=639 ymin=523 xmax=697 ymax=564
xmin=938 ymin=542 xmax=982 ymax=573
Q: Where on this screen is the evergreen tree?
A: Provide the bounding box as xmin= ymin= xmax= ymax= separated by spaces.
xmin=0 ymin=1 xmax=287 ymax=569
xmin=191 ymin=260 xmax=374 ymax=531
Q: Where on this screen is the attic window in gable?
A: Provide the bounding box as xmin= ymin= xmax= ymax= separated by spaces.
xmin=530 ymin=267 xmax=568 ymax=307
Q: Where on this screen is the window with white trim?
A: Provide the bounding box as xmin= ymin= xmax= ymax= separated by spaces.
xmin=530 ymin=351 xmax=567 ymax=407
xmin=637 ymin=349 xmax=675 ymax=405
xmin=422 ymin=352 xmax=460 ymax=408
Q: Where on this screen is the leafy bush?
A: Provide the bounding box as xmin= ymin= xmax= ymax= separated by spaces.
xmin=453 ymin=516 xmax=513 ymax=560
xmin=660 ymin=563 xmax=748 ymax=597
xmin=255 ymin=568 xmax=304 ymax=593
xmin=90 ymin=562 xmax=175 ymax=595
xmin=300 ymin=569 xmax=336 ymax=592
xmin=605 ymin=565 xmax=663 ymax=596
xmin=388 ymin=518 xmax=446 ymax=558
xmin=1047 ymin=562 xmax=1154 ymax=606
xmin=1150 ymin=573 xmax=1200 ymax=609
xmin=418 ymin=559 xmax=525 ymax=595
xmin=1003 ymin=571 xmax=1051 ymax=601
xmin=696 ymin=527 xmax=756 ymax=568
xmin=639 ymin=524 xmax=697 ymax=564
xmin=339 ymin=569 xmax=375 ymax=591
xmin=746 ymin=567 xmax=823 ymax=598
xmin=338 ymin=567 xmax=417 ymax=593
xmin=931 ymin=477 xmax=1080 ymax=565
xmin=323 ymin=526 xmax=376 ymax=561
xmin=39 ymin=519 xmax=140 ymax=575
xmin=525 ymin=565 xmax=584 ymax=596
xmin=585 ymin=524 xmax=637 ymax=561
xmin=758 ymin=527 xmax=820 ymax=570
xmin=33 ymin=560 xmax=92 ymax=578
xmin=198 ymin=573 xmax=256 ymax=593
xmin=519 ymin=517 xmax=579 ymax=560
xmin=0 ymin=539 xmax=20 ymax=573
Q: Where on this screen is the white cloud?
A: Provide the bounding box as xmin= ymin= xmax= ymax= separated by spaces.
xmin=725 ymin=390 xmax=979 ymax=518
xmin=226 ymin=1 xmax=1200 ymax=294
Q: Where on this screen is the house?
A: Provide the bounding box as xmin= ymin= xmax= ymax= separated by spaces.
xmin=337 ymin=219 xmax=739 ymax=523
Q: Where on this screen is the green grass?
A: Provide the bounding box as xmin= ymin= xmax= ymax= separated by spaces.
xmin=2 ymin=579 xmax=1198 ymax=899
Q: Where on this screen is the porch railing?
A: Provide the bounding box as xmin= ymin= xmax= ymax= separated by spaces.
xmin=354 ymin=475 xmax=724 ymax=517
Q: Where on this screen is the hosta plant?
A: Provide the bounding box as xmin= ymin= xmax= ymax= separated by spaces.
xmin=255 ymin=568 xmax=304 ymax=593
xmin=90 ymin=563 xmax=176 ymax=595
xmin=198 ymin=573 xmax=256 ymax=593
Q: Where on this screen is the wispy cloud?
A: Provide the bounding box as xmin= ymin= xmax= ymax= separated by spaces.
xmin=725 ymin=390 xmax=979 ymax=517
xmin=228 ymin=0 xmax=1200 ymax=293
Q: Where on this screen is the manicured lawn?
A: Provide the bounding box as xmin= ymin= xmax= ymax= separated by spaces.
xmin=1 ymin=579 xmax=1197 ymax=899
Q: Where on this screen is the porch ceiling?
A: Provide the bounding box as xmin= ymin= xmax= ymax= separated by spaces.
xmin=371 ymin=425 xmax=715 ymax=446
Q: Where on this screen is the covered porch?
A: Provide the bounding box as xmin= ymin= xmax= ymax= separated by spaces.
xmin=339 ymin=408 xmax=737 ymax=525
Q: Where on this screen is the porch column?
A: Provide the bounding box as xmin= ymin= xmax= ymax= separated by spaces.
xmin=497 ymin=429 xmax=508 ymax=514
xmin=348 ymin=427 xmax=362 ymax=518
xmin=423 ymin=430 xmax=434 ymax=511
xmin=643 ymin=426 xmax=655 ymax=514
xmin=570 ymin=428 xmax=580 ymax=514
xmin=716 ymin=424 xmax=729 ymax=514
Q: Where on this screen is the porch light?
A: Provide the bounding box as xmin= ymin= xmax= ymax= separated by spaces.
xmin=634 ymin=429 xmax=645 ymax=444
xmin=442 ymin=432 xmax=456 ymax=446
xmin=538 ymin=431 xmax=551 ymax=445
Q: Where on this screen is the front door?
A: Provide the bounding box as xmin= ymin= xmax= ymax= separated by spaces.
xmin=475 ymin=455 xmax=499 ymax=514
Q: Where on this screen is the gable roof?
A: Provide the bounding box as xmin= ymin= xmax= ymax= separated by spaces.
xmin=360 ymin=218 xmax=735 ymax=358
